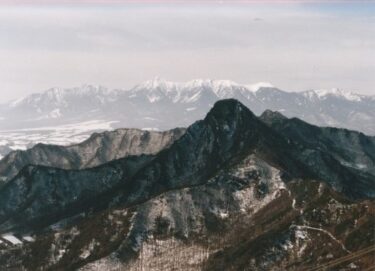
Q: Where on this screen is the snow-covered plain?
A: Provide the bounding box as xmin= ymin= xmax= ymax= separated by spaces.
xmin=0 ymin=120 xmax=118 ymax=159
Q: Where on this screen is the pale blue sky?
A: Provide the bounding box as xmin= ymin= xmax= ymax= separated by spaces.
xmin=0 ymin=1 xmax=374 ymax=102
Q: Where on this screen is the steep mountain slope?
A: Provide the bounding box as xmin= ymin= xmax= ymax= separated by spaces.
xmin=0 ymin=99 xmax=373 ymax=270
xmin=0 ymin=79 xmax=373 ymax=157
xmin=0 ymin=128 xmax=185 ymax=183
xmin=4 ymin=160 xmax=373 ymax=271
xmin=260 ymin=110 xmax=375 ymax=176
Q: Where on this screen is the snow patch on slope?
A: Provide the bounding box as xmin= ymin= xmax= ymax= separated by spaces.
xmin=1 ymin=234 xmax=22 ymax=245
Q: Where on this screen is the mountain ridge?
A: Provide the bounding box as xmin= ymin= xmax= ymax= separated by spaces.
xmin=0 ymin=99 xmax=373 ymax=233
xmin=6 ymin=79 xmax=373 ymax=107
xmin=0 ymin=127 xmax=186 ymax=183
xmin=0 ymin=79 xmax=374 ymax=160
xmin=0 ymin=99 xmax=374 ymax=270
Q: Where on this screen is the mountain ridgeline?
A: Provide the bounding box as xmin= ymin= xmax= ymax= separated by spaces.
xmin=0 ymin=79 xmax=374 ymax=160
xmin=0 ymin=99 xmax=374 ymax=270
xmin=0 ymin=128 xmax=185 ymax=183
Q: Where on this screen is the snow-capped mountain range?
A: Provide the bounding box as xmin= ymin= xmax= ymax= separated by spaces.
xmin=0 ymin=78 xmax=374 ymax=158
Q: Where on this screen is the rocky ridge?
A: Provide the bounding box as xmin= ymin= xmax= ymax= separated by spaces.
xmin=0 ymin=127 xmax=185 ymax=183
xmin=0 ymin=99 xmax=373 ymax=270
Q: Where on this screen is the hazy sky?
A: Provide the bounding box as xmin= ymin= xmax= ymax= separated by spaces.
xmin=0 ymin=0 xmax=374 ymax=102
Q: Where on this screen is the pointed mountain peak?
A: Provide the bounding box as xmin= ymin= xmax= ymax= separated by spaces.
xmin=204 ymin=99 xmax=257 ymax=130
xmin=207 ymin=98 xmax=253 ymax=116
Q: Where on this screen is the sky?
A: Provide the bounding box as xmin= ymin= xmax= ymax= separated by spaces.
xmin=0 ymin=0 xmax=374 ymax=102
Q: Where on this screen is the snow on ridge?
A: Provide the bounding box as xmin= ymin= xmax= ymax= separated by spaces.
xmin=132 ymin=78 xmax=274 ymax=101
xmin=8 ymin=84 xmax=116 ymax=109
xmin=133 ymin=77 xmax=241 ymax=91
xmin=7 ymin=78 xmax=373 ymax=107
xmin=5 ymin=79 xmax=371 ymax=110
xmin=246 ymin=82 xmax=274 ymax=92
xmin=303 ymin=88 xmax=365 ymax=102
xmin=45 ymin=85 xmax=112 ymax=96
xmin=133 ymin=77 xmax=178 ymax=92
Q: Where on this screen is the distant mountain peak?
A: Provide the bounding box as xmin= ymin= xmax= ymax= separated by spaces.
xmin=132 ymin=77 xmax=176 ymax=91
xmin=303 ymin=88 xmax=364 ymax=102
xmin=9 ymin=84 xmax=113 ymax=108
